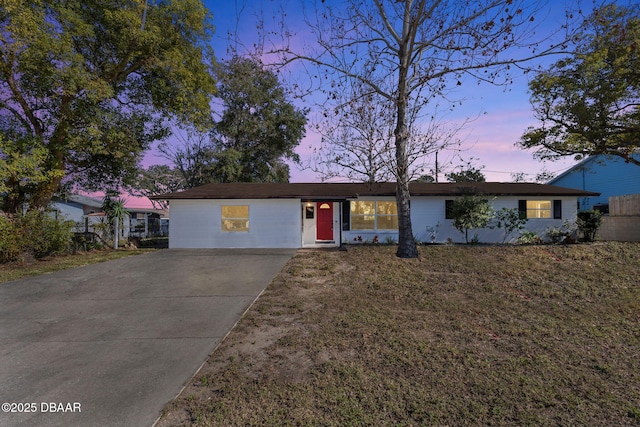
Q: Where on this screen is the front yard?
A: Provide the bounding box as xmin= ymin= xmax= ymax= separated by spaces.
xmin=162 ymin=242 xmax=639 ymax=425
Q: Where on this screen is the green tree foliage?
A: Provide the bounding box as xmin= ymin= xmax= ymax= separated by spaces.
xmin=213 ymin=56 xmax=308 ymax=182
xmin=132 ymin=165 xmax=185 ymax=207
xmin=158 ymin=56 xmax=307 ymax=185
xmin=446 ymin=167 xmax=487 ymax=183
xmin=158 ymin=131 xmax=222 ymax=188
xmin=450 ymin=193 xmax=494 ymax=243
xmin=0 ymin=211 xmax=73 ymax=263
xmin=0 ymin=135 xmax=64 ymax=212
xmin=413 ymin=175 xmax=435 ymax=183
xmin=0 ymin=0 xmax=217 ymax=213
xmin=446 ymin=159 xmax=487 ymax=183
xmin=129 ymin=165 xmax=185 ymax=210
xmin=519 ymin=4 xmax=640 ymax=167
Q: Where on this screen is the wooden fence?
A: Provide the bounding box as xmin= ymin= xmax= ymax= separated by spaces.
xmin=598 ymin=194 xmax=640 ymax=242
xmin=609 ymin=194 xmax=640 ymax=216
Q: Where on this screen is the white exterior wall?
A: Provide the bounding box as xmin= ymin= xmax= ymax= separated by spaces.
xmin=169 ymin=196 xmax=581 ymax=248
xmin=343 ymin=196 xmax=579 ymax=244
xmin=169 ymin=199 xmax=302 ymax=248
xmin=411 ymin=196 xmax=578 ymax=244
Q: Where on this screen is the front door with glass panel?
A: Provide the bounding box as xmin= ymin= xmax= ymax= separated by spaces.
xmin=316 ymin=202 xmax=333 ymax=240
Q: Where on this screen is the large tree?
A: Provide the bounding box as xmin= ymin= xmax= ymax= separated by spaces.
xmin=273 ymin=0 xmax=574 ymax=257
xmin=157 ymin=130 xmax=223 ymax=189
xmin=213 ymin=56 xmax=308 ymax=182
xmin=518 ymin=4 xmax=640 ymax=167
xmin=310 ymin=74 xmax=461 ymax=183
xmin=0 ymin=0 xmax=216 ymax=213
xmin=129 ymin=164 xmax=186 ymax=210
xmin=158 ymin=56 xmax=308 ymax=184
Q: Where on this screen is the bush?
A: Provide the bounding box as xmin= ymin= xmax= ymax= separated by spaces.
xmin=30 ymin=213 xmax=74 ymax=258
xmin=577 ymin=210 xmax=603 ymax=242
xmin=0 ymin=211 xmax=74 ymax=263
xmin=518 ymin=231 xmax=542 ymax=245
xmin=545 ymin=220 xmax=577 ymax=244
xmin=0 ymin=214 xmax=21 ymax=263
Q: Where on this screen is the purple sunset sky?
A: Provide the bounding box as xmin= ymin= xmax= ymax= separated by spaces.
xmin=132 ymin=0 xmax=599 ymax=206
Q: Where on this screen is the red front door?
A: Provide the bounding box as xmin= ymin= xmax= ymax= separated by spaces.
xmin=316 ymin=203 xmax=333 ymax=240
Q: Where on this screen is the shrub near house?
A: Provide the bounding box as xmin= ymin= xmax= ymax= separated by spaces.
xmin=0 ymin=211 xmax=73 ymax=263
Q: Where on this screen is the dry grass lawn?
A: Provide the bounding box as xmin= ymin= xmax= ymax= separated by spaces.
xmin=0 ymin=249 xmax=151 ymax=284
xmin=159 ymin=242 xmax=640 ymax=426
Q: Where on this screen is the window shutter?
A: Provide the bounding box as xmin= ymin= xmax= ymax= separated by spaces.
xmin=445 ymin=200 xmax=454 ymax=219
xmin=342 ymin=202 xmax=350 ymax=231
xmin=518 ymin=200 xmax=527 ymax=219
xmin=553 ymin=200 xmax=562 ymax=219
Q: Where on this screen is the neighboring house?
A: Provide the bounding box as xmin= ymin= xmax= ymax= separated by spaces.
xmin=128 ymin=208 xmax=169 ymax=237
xmin=51 ymin=195 xmax=167 ymax=238
xmin=50 ymin=194 xmax=103 ymax=223
xmin=547 ymin=154 xmax=640 ymax=212
xmin=151 ymin=182 xmax=598 ymax=248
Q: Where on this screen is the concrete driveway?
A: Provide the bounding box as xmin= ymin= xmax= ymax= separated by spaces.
xmin=0 ymin=249 xmax=295 ymax=427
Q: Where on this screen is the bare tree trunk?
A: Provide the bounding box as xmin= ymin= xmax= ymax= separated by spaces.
xmin=28 ymin=171 xmax=63 ymax=212
xmin=394 ymin=30 xmax=418 ymax=258
xmin=394 ymin=115 xmax=418 ymax=257
xmin=28 ymin=105 xmax=69 ymax=212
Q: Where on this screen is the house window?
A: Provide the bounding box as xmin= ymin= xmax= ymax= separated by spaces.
xmin=518 ymin=200 xmax=562 ymax=219
xmin=221 ymin=205 xmax=249 ymax=232
xmin=376 ymin=201 xmax=398 ymax=229
xmin=445 ymin=200 xmax=454 ymax=219
xmin=342 ymin=202 xmax=351 ymax=231
xmin=350 ymin=201 xmax=398 ymax=230
xmin=527 ymin=200 xmax=551 ymax=218
xmin=305 ymin=205 xmax=314 ymax=219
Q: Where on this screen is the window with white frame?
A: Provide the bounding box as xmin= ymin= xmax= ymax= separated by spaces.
xmin=526 ymin=200 xmax=552 ymax=218
xmin=221 ymin=205 xmax=249 ymax=231
xmin=518 ymin=200 xmax=562 ymax=219
xmin=350 ymin=200 xmax=398 ymax=230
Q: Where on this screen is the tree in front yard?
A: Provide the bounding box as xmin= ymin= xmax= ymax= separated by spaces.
xmin=449 ymin=193 xmax=495 ymax=243
xmin=494 ymin=208 xmax=528 ymax=244
xmin=266 ymin=0 xmax=578 ymax=258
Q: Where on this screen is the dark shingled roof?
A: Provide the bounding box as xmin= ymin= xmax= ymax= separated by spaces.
xmin=150 ymin=182 xmax=599 ymax=200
